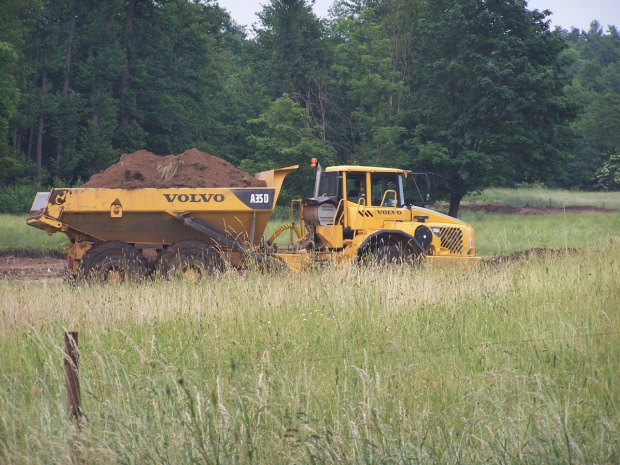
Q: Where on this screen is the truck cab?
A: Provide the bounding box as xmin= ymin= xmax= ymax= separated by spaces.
xmin=300 ymin=164 xmax=479 ymax=264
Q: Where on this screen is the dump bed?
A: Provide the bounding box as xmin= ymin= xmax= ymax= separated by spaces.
xmin=27 ymin=166 xmax=297 ymax=249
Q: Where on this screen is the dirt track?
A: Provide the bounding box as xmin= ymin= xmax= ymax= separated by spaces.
xmin=462 ymin=203 xmax=617 ymax=214
xmin=0 ymin=255 xmax=65 ymax=281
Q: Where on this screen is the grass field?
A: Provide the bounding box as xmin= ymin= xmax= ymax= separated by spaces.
xmin=1 ymin=247 xmax=618 ymax=464
xmin=464 ymin=187 xmax=620 ymax=209
xmin=0 ymin=214 xmax=68 ymax=255
xmin=1 ymin=190 xmax=619 ymax=464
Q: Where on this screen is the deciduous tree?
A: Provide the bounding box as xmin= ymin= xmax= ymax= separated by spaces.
xmin=241 ymin=94 xmax=335 ymax=203
xmin=407 ymin=0 xmax=576 ymax=217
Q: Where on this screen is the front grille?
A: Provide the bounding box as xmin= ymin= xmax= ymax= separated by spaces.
xmin=440 ymin=227 xmax=463 ymax=254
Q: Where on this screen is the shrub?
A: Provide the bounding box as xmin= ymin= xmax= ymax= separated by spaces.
xmin=0 ymin=183 xmax=41 ymax=214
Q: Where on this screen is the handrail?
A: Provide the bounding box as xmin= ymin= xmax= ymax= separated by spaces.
xmin=334 ymin=198 xmax=346 ymax=226
xmin=380 ymin=189 xmax=397 ymax=207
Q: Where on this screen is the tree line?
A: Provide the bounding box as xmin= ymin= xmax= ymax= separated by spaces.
xmin=1 ymin=0 xmax=619 ymax=216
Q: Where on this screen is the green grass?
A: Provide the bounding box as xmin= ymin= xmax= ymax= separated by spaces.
xmin=0 ymin=247 xmax=618 ymax=464
xmin=464 ymin=187 xmax=620 ymax=209
xmin=1 ymin=194 xmax=619 ymax=463
xmin=0 ymin=214 xmax=68 ymax=255
xmin=461 ymin=211 xmax=620 ymax=256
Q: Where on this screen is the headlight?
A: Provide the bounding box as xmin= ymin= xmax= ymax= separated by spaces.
xmin=415 ymin=225 xmax=433 ymax=247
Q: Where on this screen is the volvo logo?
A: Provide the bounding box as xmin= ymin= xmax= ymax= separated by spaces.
xmin=163 ymin=193 xmax=225 ymax=203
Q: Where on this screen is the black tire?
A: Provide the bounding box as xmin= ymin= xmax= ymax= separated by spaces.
xmin=372 ymin=244 xmax=402 ymax=264
xmin=261 ymin=254 xmax=287 ymax=273
xmin=160 ymin=240 xmax=224 ymax=280
xmin=81 ymin=241 xmax=148 ymax=283
xmin=360 ymin=240 xmax=422 ymax=266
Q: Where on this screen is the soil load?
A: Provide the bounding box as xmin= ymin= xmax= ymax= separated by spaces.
xmin=81 ymin=148 xmax=266 ymax=189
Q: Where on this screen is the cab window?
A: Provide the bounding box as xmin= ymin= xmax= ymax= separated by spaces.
xmin=346 ymin=174 xmax=366 ymax=203
xmin=370 ymin=173 xmax=400 ymax=207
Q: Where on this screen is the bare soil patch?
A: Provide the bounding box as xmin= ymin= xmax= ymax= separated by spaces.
xmin=81 ymin=148 xmax=266 ymax=189
xmin=484 ymin=247 xmax=578 ymax=264
xmin=0 ymin=255 xmax=65 ymax=281
xmin=462 ymin=203 xmax=618 ymax=215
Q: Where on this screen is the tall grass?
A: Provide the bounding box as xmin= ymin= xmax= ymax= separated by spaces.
xmin=1 ymin=246 xmax=618 ymax=464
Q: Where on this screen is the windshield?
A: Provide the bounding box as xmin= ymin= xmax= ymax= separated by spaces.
xmin=316 ymin=171 xmax=340 ymax=198
xmin=402 ymin=173 xmax=431 ymax=206
xmin=369 ymin=173 xmax=401 ymax=206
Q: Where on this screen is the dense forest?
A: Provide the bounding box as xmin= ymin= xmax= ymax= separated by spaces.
xmin=1 ymin=0 xmax=619 ymax=216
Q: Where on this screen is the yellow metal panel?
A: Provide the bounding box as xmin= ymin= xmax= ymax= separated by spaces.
xmin=325 ymin=165 xmax=407 ymax=174
xmin=54 ymin=188 xmax=267 ymax=213
xmin=316 ymin=224 xmax=344 ymax=248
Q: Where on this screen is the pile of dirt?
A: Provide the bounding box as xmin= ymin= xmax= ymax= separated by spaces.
xmin=82 ymin=148 xmax=266 ymax=189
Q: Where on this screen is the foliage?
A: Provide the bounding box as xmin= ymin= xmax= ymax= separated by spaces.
xmin=596 ymin=152 xmax=620 ymax=190
xmin=0 ymin=183 xmax=41 ymax=215
xmin=0 ymin=42 xmax=19 ymax=159
xmin=405 ymin=0 xmax=577 ymax=217
xmin=242 ymin=94 xmax=335 ymax=203
xmin=0 ymin=0 xmax=617 ymax=206
xmin=0 ymin=175 xmax=83 ymax=214
xmin=249 ymin=0 xmax=328 ymax=100
xmin=329 ymin=0 xmax=418 ymax=165
xmin=1 ymin=0 xmax=244 ymax=185
xmin=558 ymin=23 xmax=620 ymax=189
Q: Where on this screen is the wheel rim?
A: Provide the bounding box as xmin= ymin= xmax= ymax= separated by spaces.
xmin=100 ymin=264 xmax=126 ymax=283
xmin=175 ymin=263 xmax=203 ymax=282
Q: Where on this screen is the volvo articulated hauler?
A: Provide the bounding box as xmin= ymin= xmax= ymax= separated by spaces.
xmin=27 ymin=160 xmax=479 ymax=281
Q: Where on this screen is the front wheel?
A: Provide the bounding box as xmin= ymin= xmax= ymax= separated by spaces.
xmin=372 ymin=244 xmax=402 ymax=264
xmin=361 ymin=241 xmax=423 ymax=266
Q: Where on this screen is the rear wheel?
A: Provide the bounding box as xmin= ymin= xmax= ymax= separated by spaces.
xmin=160 ymin=241 xmax=224 ymax=280
xmin=81 ymin=241 xmax=148 ymax=283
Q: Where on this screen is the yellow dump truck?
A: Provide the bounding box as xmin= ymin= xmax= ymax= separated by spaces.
xmin=27 ymin=161 xmax=479 ymax=281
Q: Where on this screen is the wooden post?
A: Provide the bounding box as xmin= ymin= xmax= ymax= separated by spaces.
xmin=64 ymin=331 xmax=82 ymax=424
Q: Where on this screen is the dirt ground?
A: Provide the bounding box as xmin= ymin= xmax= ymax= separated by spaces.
xmin=0 ymin=255 xmax=65 ymax=282
xmin=462 ymin=203 xmax=617 ymax=215
xmin=0 ymin=246 xmax=577 ymax=282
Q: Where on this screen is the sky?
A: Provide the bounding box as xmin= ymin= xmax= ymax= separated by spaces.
xmin=215 ymin=0 xmax=620 ymax=32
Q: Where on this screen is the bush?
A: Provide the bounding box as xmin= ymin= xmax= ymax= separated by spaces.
xmin=0 ymin=183 xmax=42 ymax=214
xmin=0 ymin=176 xmax=84 ymax=214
